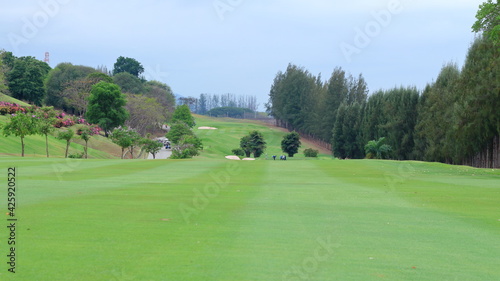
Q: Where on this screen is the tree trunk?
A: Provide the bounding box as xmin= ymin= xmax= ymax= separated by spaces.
xmin=65 ymin=141 xmax=70 ymax=158
xmin=21 ymin=137 xmax=25 ymax=157
xmin=462 ymin=135 xmax=500 ymax=168
xmin=46 ymin=134 xmax=49 ymax=157
xmin=84 ymin=140 xmax=88 ymax=159
xmin=121 ymin=148 xmax=125 ymax=159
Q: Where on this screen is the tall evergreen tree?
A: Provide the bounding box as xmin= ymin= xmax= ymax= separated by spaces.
xmin=414 ymin=64 xmax=460 ymax=162
xmin=281 ymin=132 xmax=301 ymax=157
xmin=455 ymin=37 xmax=500 ymax=166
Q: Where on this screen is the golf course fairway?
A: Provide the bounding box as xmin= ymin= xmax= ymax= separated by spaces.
xmin=0 ymin=156 xmax=499 ymax=280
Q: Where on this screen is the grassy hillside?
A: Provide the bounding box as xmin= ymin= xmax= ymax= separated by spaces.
xmin=0 ymin=115 xmax=120 ymax=159
xmin=0 ymin=92 xmax=31 ymax=106
xmin=1 ymin=113 xmax=330 ymax=160
xmin=0 ymin=156 xmax=498 ymax=280
xmin=194 ymin=114 xmax=332 ymax=159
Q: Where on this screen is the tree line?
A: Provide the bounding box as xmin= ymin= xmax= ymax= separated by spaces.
xmin=266 ymin=35 xmax=499 ymax=168
xmin=179 ymin=93 xmax=259 ymax=116
xmin=0 ymin=54 xmax=206 ymax=159
xmin=0 ymin=54 xmax=176 ymax=137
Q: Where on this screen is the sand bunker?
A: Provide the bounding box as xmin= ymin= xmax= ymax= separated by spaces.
xmin=242 ymin=158 xmax=255 ymax=161
xmin=225 ymin=155 xmax=241 ymax=160
xmin=198 ymin=127 xmax=218 ymax=130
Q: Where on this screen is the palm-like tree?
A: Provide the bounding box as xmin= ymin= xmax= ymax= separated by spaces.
xmin=365 ymin=137 xmax=392 ymax=159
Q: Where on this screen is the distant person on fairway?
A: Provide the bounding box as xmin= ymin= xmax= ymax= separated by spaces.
xmin=273 ymin=155 xmax=276 ymax=160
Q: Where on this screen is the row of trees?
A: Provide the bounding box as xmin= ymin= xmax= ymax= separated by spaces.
xmin=178 ymin=93 xmax=259 ymax=116
xmin=267 ymin=64 xmax=368 ymax=145
xmin=109 ymin=127 xmax=166 ymax=159
xmin=232 ymin=130 xmax=319 ymax=158
xmin=0 ymin=53 xmax=176 ymax=137
xmin=266 ymin=37 xmax=498 ymax=167
xmin=266 ymin=1 xmax=499 ymax=167
xmin=0 ymin=102 xmax=178 ymax=159
xmin=1 ymin=106 xmax=100 ymax=158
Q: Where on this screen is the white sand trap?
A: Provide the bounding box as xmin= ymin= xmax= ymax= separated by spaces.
xmin=242 ymin=158 xmax=255 ymax=161
xmin=225 ymin=155 xmax=241 ymax=160
xmin=198 ymin=126 xmax=218 ymax=130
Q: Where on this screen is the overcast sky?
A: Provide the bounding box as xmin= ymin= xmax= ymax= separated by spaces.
xmin=1 ymin=0 xmax=482 ymax=110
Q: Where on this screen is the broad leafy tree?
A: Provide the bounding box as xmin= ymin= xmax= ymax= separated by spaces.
xmin=45 ymin=63 xmax=95 ymax=109
xmin=166 ymin=122 xmax=193 ymax=144
xmin=113 ymin=72 xmax=145 ymax=94
xmin=86 ymin=82 xmax=129 ymax=137
xmin=144 ymin=80 xmax=176 ymax=120
xmin=171 ymin=104 xmax=195 ymax=128
xmin=170 ymin=135 xmax=203 ymax=159
xmin=125 ymin=93 xmax=165 ymax=136
xmin=142 ymin=139 xmax=163 ymax=159
xmin=166 ymin=122 xmax=203 ymax=159
xmin=472 ymin=0 xmax=500 ymax=46
xmin=6 ymin=56 xmax=50 ymax=105
xmin=281 ymin=131 xmax=301 ymax=157
xmin=113 ymin=56 xmax=144 ymax=77
xmin=2 ymin=112 xmax=39 ymax=157
xmin=0 ymin=51 xmax=10 ymax=94
xmin=61 ymin=72 xmax=113 ymax=116
xmin=127 ymin=130 xmax=142 ymax=159
xmin=110 ymin=127 xmax=139 ymax=159
xmin=78 ymin=126 xmax=100 ymax=159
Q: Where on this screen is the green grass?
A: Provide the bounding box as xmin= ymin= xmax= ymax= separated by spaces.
xmin=0 ymin=116 xmax=119 ymax=159
xmin=0 ymin=116 xmax=499 ymax=280
xmin=0 ymin=93 xmax=31 ymax=106
xmin=194 ymin=114 xmax=332 ymax=159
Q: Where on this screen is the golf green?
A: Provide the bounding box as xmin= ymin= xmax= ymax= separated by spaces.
xmin=0 ymin=157 xmax=498 ymax=280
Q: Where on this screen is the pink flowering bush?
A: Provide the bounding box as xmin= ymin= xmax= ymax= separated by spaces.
xmin=54 ymin=117 xmax=75 ymax=128
xmin=0 ymin=102 xmax=27 ymax=115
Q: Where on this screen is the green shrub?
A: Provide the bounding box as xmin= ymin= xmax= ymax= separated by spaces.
xmin=68 ymin=152 xmax=84 ymax=159
xmin=231 ymin=148 xmax=245 ymax=157
xmin=304 ymin=148 xmax=319 ymax=157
